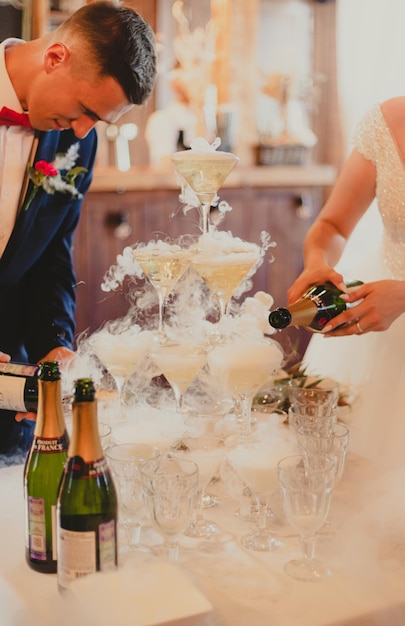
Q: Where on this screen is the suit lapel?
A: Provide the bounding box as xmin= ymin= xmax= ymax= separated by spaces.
xmin=0 ymin=131 xmax=62 ymax=268
xmin=17 ymin=131 xmax=40 ymax=215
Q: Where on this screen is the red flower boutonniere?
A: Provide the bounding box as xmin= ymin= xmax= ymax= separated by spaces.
xmin=24 ymin=142 xmax=87 ymax=211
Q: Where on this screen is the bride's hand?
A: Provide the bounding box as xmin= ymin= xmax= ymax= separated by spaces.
xmin=287 ymin=267 xmax=345 ymax=305
xmin=322 ymin=279 xmax=405 ymax=336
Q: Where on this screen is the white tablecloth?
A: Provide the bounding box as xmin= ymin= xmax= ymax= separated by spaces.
xmin=1 ymin=450 xmax=405 ymax=626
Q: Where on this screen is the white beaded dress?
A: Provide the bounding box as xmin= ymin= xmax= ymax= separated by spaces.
xmin=302 ymin=104 xmax=405 ymax=467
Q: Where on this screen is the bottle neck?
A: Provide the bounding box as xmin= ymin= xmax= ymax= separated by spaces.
xmin=34 ymin=379 xmax=67 ymax=439
xmin=288 ymin=298 xmax=318 ymax=326
xmin=69 ymin=400 xmax=103 ymax=463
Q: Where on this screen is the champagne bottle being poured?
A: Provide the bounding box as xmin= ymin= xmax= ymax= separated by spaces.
xmin=268 ymin=280 xmax=363 ymax=332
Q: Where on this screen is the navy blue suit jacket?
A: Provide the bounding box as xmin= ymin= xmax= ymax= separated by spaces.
xmin=0 ymin=128 xmax=97 ymax=456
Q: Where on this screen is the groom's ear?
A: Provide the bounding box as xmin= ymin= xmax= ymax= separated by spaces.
xmin=43 ymin=42 xmax=70 ymax=74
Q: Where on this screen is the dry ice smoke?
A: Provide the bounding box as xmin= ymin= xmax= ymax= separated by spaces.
xmin=101 ymin=245 xmax=144 ymax=292
xmin=55 ymin=222 xmax=284 ymax=449
xmin=100 ymin=229 xmax=274 ymax=297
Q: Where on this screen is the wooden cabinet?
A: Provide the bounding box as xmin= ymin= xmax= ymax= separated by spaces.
xmin=72 ymin=174 xmax=330 ymax=363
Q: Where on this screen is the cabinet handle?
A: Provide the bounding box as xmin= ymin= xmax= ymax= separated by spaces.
xmin=105 ymin=211 xmax=132 ymax=239
xmin=293 ymin=195 xmax=313 ymax=219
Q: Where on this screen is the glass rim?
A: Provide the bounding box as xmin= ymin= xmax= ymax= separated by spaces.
xmin=105 ymin=442 xmax=160 ymax=463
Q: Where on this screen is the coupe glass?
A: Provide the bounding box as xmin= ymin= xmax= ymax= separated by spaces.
xmin=133 ymin=239 xmax=193 ymax=343
xmin=151 ymin=342 xmax=208 ymax=415
xmin=171 ymin=149 xmax=239 ymax=234
xmin=106 ymin=443 xmax=160 ymax=554
xmin=277 ymin=454 xmax=336 ymax=581
xmin=191 ymin=235 xmax=261 ymax=322
xmin=140 ymin=454 xmax=199 ymax=563
xmin=91 ymin=325 xmax=154 ymax=419
xmin=207 ymin=336 xmax=283 ymax=443
xmin=170 ymin=435 xmax=226 ymax=540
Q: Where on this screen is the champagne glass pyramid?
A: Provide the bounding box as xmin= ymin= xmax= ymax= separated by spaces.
xmin=133 ymin=240 xmax=193 ymax=342
xmin=171 ymin=143 xmax=239 ymax=234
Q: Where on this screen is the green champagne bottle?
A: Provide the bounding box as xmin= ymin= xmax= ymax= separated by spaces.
xmin=56 ymin=378 xmax=118 ymax=591
xmin=24 ymin=360 xmax=69 ymax=573
xmin=268 ymin=280 xmax=363 ymax=332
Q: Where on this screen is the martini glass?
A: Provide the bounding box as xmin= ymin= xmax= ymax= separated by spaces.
xmin=207 ymin=336 xmax=284 ymax=443
xmin=133 ymin=240 xmax=193 ymax=343
xmin=151 ymin=342 xmax=208 ymax=415
xmin=91 ymin=326 xmax=154 ymax=418
xmin=191 ymin=238 xmax=261 ymax=321
xmin=171 ymin=149 xmax=239 ymax=234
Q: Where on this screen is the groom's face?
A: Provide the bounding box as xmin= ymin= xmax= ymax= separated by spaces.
xmin=26 ymin=43 xmax=133 ymax=137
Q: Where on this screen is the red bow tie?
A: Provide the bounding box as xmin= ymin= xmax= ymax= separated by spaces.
xmin=0 ymin=106 xmax=32 ymax=128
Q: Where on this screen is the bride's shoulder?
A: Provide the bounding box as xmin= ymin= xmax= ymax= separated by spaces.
xmin=380 ymin=97 xmax=405 ymax=124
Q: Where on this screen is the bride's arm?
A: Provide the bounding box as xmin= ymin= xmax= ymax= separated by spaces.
xmin=287 ymin=149 xmax=376 ymax=304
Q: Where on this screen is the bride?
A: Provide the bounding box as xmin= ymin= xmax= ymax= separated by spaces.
xmin=287 ymin=96 xmax=405 ymax=468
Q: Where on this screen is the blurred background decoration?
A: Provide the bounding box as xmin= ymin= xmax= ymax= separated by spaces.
xmin=256 ymin=70 xmax=323 ymax=165
xmin=0 ymin=0 xmax=23 ymax=41
xmin=145 ymin=0 xmax=218 ymax=168
xmin=17 ymin=0 xmax=337 ymax=170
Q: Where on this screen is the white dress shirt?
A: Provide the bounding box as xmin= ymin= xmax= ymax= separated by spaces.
xmin=0 ymin=38 xmax=35 ymax=258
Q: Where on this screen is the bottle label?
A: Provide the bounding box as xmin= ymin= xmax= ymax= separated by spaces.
xmin=65 ymin=456 xmax=109 ymax=479
xmin=57 ymin=520 xmax=116 ymax=587
xmin=0 ymin=362 xmax=38 ymax=376
xmin=305 ymin=291 xmax=326 ymax=309
xmin=32 ymin=435 xmax=68 ymax=454
xmin=52 ymin=505 xmax=57 ymax=560
xmin=28 ymin=497 xmax=47 ymax=561
xmin=99 ymin=519 xmax=117 ymax=572
xmin=0 ymin=376 xmax=26 ymax=411
xmin=58 ymin=528 xmax=97 ymax=587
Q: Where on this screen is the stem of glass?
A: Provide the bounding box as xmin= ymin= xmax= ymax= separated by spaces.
xmin=114 ymin=376 xmax=125 ymax=402
xmin=200 ymin=201 xmax=211 ymax=234
xmin=301 ymin=534 xmax=316 ymax=560
xmin=256 ymin=495 xmax=268 ymax=532
xmin=165 ymin=540 xmax=179 ymax=563
xmin=216 ymin=295 xmax=228 ymax=321
xmin=238 ymin=393 xmax=254 ymax=438
xmin=124 ymin=520 xmax=141 ymax=549
xmin=193 ymin=488 xmax=205 ymax=525
xmin=156 ymin=287 xmax=165 ymax=337
xmin=172 ymin=385 xmax=186 ymax=414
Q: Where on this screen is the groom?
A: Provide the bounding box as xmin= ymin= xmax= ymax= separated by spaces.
xmin=0 ymin=1 xmax=156 ymax=456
